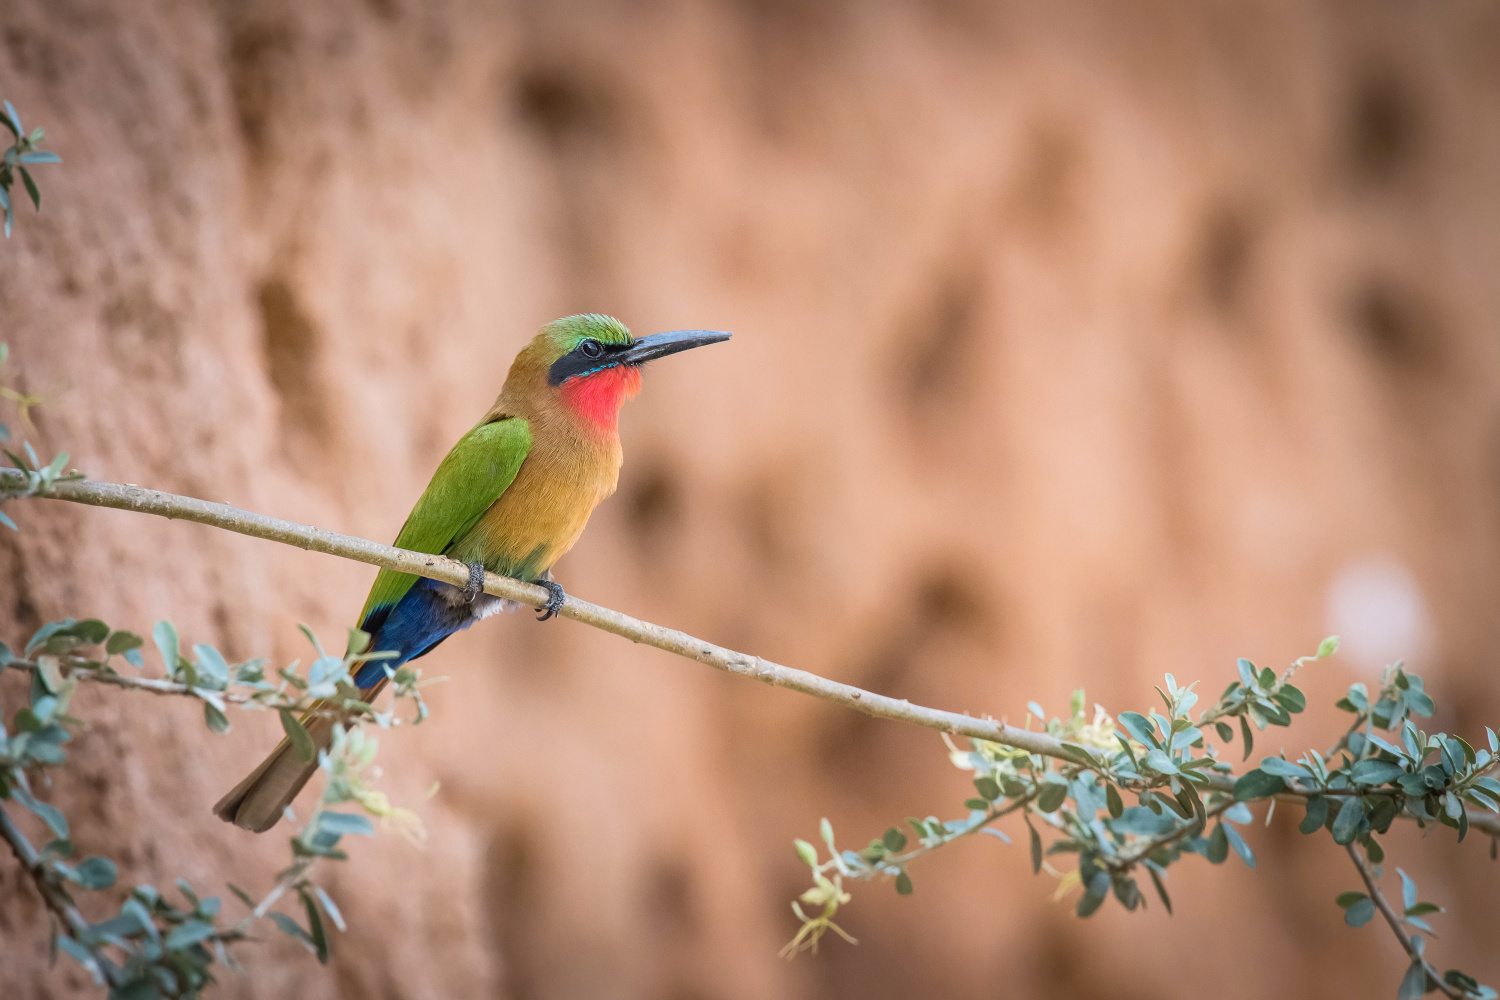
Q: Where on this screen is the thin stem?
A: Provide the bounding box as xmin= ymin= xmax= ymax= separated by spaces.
xmin=5 ymin=656 xmax=274 ymax=704
xmin=234 ymin=857 xmax=314 ymax=933
xmin=0 ymin=800 xmax=90 ymax=939
xmin=5 ymin=471 xmax=1499 ymax=838
xmin=1346 ymin=844 xmax=1463 ymax=1000
xmin=3 ymin=655 xmax=353 ymax=719
xmin=1109 ymin=797 xmax=1236 ymax=872
xmin=0 ymin=472 xmax=1088 ymax=758
xmin=869 ymin=793 xmax=1038 ymax=874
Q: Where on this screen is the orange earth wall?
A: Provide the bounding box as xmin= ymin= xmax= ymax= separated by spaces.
xmin=2 ymin=2 xmax=1499 ymax=997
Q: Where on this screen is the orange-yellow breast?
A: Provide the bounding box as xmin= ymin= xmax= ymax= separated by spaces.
xmin=448 ymin=415 xmax=622 ymax=581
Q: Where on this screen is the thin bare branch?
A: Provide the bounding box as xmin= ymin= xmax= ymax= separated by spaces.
xmin=4 ymin=470 xmax=1499 ymax=839
xmin=0 ymin=801 xmax=90 ymax=939
xmin=1347 ymin=844 xmax=1463 ymax=1000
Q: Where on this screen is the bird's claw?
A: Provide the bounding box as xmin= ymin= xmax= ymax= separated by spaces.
xmin=535 ymin=580 xmax=566 ymax=621
xmin=461 ymin=561 xmax=485 ymax=604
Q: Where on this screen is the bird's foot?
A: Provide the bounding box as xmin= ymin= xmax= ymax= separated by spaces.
xmin=461 ymin=561 xmax=486 ymax=604
xmin=535 ymin=580 xmax=566 ymax=621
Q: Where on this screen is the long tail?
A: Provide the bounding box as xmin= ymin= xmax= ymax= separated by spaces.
xmin=213 ymin=680 xmax=386 ymax=833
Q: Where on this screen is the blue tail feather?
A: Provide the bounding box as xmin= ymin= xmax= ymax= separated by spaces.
xmin=353 ymin=578 xmax=488 ymax=688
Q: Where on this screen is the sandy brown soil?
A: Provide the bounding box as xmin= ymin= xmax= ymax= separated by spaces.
xmin=2 ymin=2 xmax=1499 ymax=997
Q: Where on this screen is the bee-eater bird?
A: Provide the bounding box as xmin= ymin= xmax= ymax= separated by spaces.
xmin=214 ymin=314 xmax=730 ymax=832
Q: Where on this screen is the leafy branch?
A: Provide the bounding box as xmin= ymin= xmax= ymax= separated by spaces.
xmin=0 ymin=99 xmax=61 ymax=238
xmin=785 ymin=652 xmax=1498 ymax=998
xmin=1342 ymin=846 xmax=1489 ymax=1000
xmin=1 ymin=347 xmax=1496 ymax=995
xmin=0 ymin=614 xmax=426 ymax=997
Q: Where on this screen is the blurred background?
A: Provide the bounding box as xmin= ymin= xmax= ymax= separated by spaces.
xmin=2 ymin=1 xmax=1499 ymax=997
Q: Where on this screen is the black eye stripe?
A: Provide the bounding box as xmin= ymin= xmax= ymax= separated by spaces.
xmin=547 ymin=339 xmax=632 ymax=385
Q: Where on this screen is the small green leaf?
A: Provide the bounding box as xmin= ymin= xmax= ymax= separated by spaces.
xmin=1105 ymin=783 xmax=1124 ymax=819
xmin=1233 ymin=769 xmax=1283 ymax=801
xmin=280 ymin=709 xmax=316 ymax=763
xmin=1317 ymin=635 xmax=1340 ymax=658
xmin=1143 ymin=748 xmax=1179 ymax=775
xmin=1222 ymin=822 xmax=1255 ymax=868
xmin=193 ymin=643 xmax=230 ymax=685
xmin=1117 ymin=711 xmax=1158 ymax=748
xmin=61 ymin=619 xmax=109 ymax=644
xmin=1207 ymin=823 xmax=1229 ymax=863
xmin=1300 ymin=796 xmax=1329 ymax=834
xmin=318 ymin=811 xmax=374 ymax=837
xmin=164 ymin=919 xmax=216 ymax=951
xmin=894 ymin=871 xmax=912 ymax=895
xmin=1398 ymin=961 xmax=1428 ymax=1000
xmin=1036 ymin=782 xmax=1068 ymax=813
xmin=105 ymin=630 xmax=144 ymax=656
xmin=1237 ymin=658 xmax=1257 ymax=688
xmin=1214 ymin=721 xmax=1234 ymax=743
xmin=974 ymin=776 xmax=1001 ymax=801
xmin=1273 ymin=684 xmax=1306 ymax=714
xmin=13 ymin=787 xmax=68 ymax=838
xmin=882 ymin=827 xmax=907 ymax=852
xmin=1344 ymin=897 xmax=1376 ymax=927
xmin=203 ymin=702 xmax=230 ymax=734
xmin=1405 ymin=689 xmax=1435 ymax=717
xmin=1076 ymin=889 xmax=1106 ymax=918
xmin=1398 ymin=868 xmax=1418 ymax=911
xmin=1026 ymin=816 xmax=1042 ymax=874
xmin=346 ymin=628 xmax=371 ymax=656
xmin=19 ymin=165 xmax=38 ymax=209
xmin=314 ymin=885 xmax=347 ymax=931
xmin=75 ymin=856 xmax=116 ymax=890
xmin=270 ymin=911 xmax=315 ymax=951
xmin=1350 ymin=759 xmax=1406 ymax=785
xmin=1331 ymin=797 xmax=1366 ymax=845
xmin=1146 ymin=864 xmax=1172 ymax=914
xmin=152 ymin=621 xmax=179 ymax=675
xmin=300 ymin=887 xmax=330 ymax=963
xmin=56 ymin=936 xmax=103 ymax=984
xmin=1336 ymin=891 xmax=1368 ymax=909
xmin=1239 ymin=715 xmax=1255 ymax=761
xmin=1258 ymin=757 xmax=1311 ymax=779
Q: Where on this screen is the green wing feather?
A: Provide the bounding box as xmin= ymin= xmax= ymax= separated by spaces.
xmin=358 ymin=417 xmax=532 ymax=626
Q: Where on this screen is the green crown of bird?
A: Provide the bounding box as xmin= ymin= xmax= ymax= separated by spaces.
xmin=214 ymin=314 xmax=731 ymax=832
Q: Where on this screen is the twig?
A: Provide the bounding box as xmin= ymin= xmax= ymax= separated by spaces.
xmin=233 ymin=857 xmax=314 ymax=934
xmin=1109 ymin=797 xmax=1237 ymax=872
xmin=4 ymin=471 xmax=1499 ymax=838
xmin=0 ymin=800 xmax=90 ymax=939
xmin=2 ymin=656 xmax=355 ymax=720
xmin=4 ymin=657 xmax=270 ymax=703
xmin=873 ymin=793 xmax=1038 ymax=874
xmin=1346 ymin=844 xmax=1463 ymax=1000
xmin=0 ymin=472 xmax=1089 ymax=757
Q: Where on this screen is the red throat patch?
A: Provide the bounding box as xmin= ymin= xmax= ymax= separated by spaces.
xmin=559 ymin=365 xmax=642 ymax=432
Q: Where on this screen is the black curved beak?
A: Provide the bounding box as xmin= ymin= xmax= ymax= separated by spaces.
xmin=620 ymin=329 xmax=732 ymax=365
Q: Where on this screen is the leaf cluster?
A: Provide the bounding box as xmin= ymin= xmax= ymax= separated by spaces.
xmin=0 ymin=100 xmax=61 ymax=238
xmin=0 ymin=617 xmax=421 ymax=998
xmin=784 ymin=641 xmax=1498 ymax=998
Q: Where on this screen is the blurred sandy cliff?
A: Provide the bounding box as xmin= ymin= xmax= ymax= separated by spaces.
xmin=1 ymin=2 xmax=1498 ymax=998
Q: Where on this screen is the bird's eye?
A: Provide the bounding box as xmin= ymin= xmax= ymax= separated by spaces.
xmin=579 ymin=339 xmax=604 ymax=360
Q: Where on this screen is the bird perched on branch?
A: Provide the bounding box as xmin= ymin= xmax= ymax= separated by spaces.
xmin=215 ymin=315 xmax=731 ymax=831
